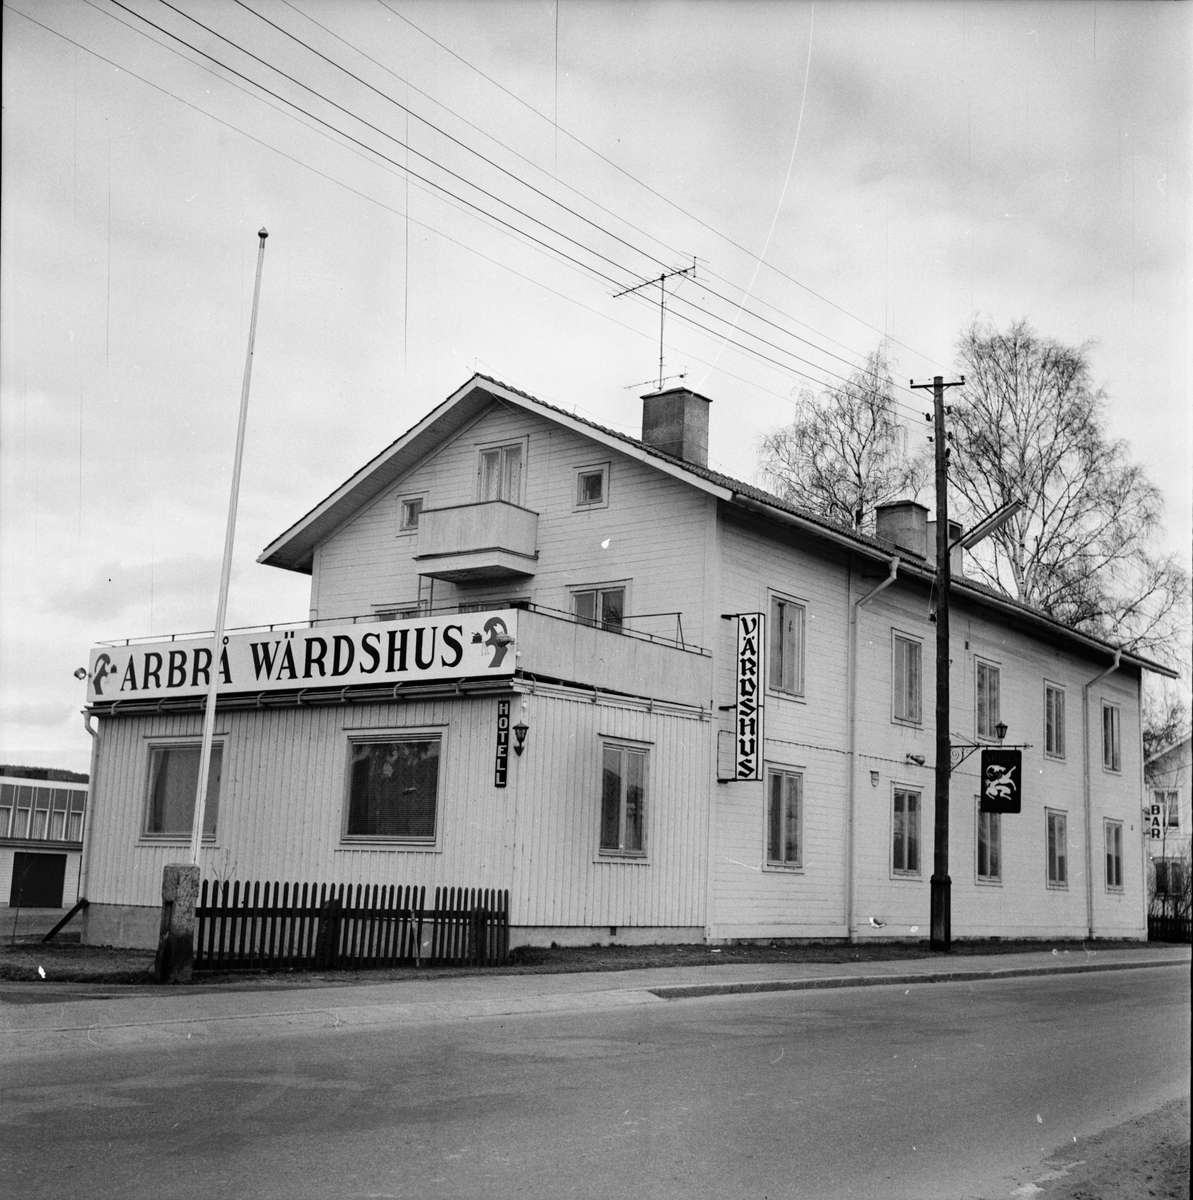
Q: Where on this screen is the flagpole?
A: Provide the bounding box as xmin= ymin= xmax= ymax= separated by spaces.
xmin=188 ymin=228 xmax=269 ymax=865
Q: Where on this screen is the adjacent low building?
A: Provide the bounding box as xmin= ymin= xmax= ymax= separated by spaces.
xmin=79 ymin=375 xmax=1175 ymax=948
xmin=1 ymin=766 xmax=89 ymax=910
xmin=1144 ymin=735 xmax=1191 ymax=920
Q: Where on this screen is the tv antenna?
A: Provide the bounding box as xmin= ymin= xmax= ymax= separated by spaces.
xmin=614 ymin=260 xmax=696 ymax=391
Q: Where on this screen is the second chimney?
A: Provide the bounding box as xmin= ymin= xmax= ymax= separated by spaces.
xmin=641 ymin=387 xmax=712 ymax=466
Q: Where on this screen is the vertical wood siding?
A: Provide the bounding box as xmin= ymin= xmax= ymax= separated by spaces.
xmin=87 ymin=691 xmax=710 ymax=929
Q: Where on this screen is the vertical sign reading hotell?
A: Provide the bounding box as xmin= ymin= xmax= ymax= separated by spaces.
xmin=735 ymin=613 xmax=764 ymax=781
xmin=494 ymin=698 xmax=511 ymax=788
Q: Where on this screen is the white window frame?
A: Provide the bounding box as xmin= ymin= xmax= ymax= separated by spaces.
xmin=1154 ymin=789 xmax=1181 ymax=830
xmin=1104 ymin=819 xmax=1123 ymax=891
xmin=573 ymin=462 xmax=610 ymax=511
xmin=598 ymin=739 xmax=649 ymax=860
xmin=768 ymin=593 xmax=806 ymax=698
xmin=571 ymin=582 xmax=628 ymax=632
xmin=1044 ymin=681 xmax=1066 ymax=760
xmin=892 ymin=631 xmax=922 ymax=725
xmin=976 ymin=801 xmax=1002 ymax=884
xmin=1046 ymin=808 xmax=1068 ymax=889
xmin=142 ymin=740 xmax=222 ymax=843
xmin=341 ymin=730 xmax=445 ymax=847
xmin=1101 ymin=702 xmax=1121 ymax=773
xmin=397 ymin=494 xmax=426 ymax=534
xmin=475 ymin=437 xmax=528 ymax=506
xmin=975 ymin=658 xmax=1001 ymax=740
xmin=891 ymin=784 xmax=922 ymax=878
xmin=765 ymin=766 xmax=804 ymax=870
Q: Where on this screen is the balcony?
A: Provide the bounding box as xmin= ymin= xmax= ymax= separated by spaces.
xmin=412 ymin=500 xmax=538 ymax=583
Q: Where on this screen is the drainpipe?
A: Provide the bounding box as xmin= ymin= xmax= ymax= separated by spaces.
xmin=1082 ymin=649 xmax=1121 ymax=940
xmin=846 ymin=555 xmax=899 ymax=940
xmin=78 ymin=710 xmax=101 ymax=924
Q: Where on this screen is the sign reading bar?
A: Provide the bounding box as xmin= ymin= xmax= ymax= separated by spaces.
xmin=735 ymin=613 xmax=764 ymax=781
xmin=86 ymin=610 xmax=518 ymax=704
xmin=979 ymin=749 xmax=1022 ymax=814
xmin=494 ymin=698 xmax=511 ymax=788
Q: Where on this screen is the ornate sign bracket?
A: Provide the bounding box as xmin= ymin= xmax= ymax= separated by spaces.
xmin=949 ymin=740 xmax=1033 ymax=775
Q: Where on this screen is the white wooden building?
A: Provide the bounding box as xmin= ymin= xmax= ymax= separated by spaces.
xmin=79 ymin=375 xmax=1174 ymax=948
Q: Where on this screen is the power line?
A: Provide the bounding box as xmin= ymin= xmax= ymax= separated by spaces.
xmin=104 ymin=0 xmax=928 ymax=406
xmin=375 ymin=0 xmax=949 ymax=373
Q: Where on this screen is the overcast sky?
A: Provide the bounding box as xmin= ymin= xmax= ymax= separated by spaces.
xmin=3 ymin=0 xmax=1190 ymax=772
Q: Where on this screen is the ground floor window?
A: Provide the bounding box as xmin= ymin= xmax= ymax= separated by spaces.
xmin=977 ymin=807 xmax=1001 ymax=881
xmin=892 ymin=788 xmax=921 ymax=875
xmin=767 ymin=768 xmax=803 ymax=867
xmin=1154 ymin=858 xmax=1186 ymax=896
xmin=601 ymin=743 xmax=647 ymax=855
xmin=1105 ymin=820 xmax=1123 ymax=890
xmin=1046 ymin=809 xmax=1068 ymax=887
xmin=345 ymin=737 xmax=441 ymax=841
xmin=145 ymin=744 xmax=221 ymax=839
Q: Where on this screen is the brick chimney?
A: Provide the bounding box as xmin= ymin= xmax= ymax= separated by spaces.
xmin=641 ymin=387 xmax=712 ymax=467
xmin=926 ymin=519 xmax=965 ymax=576
xmin=874 ymin=501 xmax=929 ymax=558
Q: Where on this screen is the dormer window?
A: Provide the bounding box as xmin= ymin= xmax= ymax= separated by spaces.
xmin=478 ymin=442 xmax=524 ymax=504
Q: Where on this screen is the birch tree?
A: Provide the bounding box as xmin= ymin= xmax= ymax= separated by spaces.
xmin=758 ymin=347 xmax=927 ymax=531
xmin=950 ymin=318 xmax=1188 ymax=659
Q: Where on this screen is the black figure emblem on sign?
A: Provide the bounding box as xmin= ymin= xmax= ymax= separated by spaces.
xmin=980 ymin=749 xmax=1022 ymax=814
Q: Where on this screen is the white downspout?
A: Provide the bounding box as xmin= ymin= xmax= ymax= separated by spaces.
xmin=846 ymin=555 xmax=899 ymax=940
xmin=78 ymin=711 xmax=101 ymax=919
xmin=1082 ymin=649 xmax=1121 ymax=940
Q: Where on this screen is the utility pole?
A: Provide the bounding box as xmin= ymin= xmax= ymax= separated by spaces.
xmin=911 ymin=373 xmax=965 ymax=951
xmin=614 ymin=261 xmax=695 ymax=391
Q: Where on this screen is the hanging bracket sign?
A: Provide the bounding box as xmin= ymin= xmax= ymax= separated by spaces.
xmin=734 ymin=613 xmax=764 ymax=781
xmin=979 ymin=748 xmax=1022 ymax=814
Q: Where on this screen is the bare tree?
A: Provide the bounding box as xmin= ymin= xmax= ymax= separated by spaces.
xmin=758 ymin=347 xmax=927 ymax=531
xmin=949 ymin=318 xmax=1189 ymax=660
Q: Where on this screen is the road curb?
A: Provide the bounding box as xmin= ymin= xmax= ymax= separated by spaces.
xmin=647 ymin=956 xmax=1189 ymax=999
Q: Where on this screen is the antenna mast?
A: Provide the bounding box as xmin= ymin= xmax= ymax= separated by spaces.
xmin=615 ymin=260 xmax=695 ymax=390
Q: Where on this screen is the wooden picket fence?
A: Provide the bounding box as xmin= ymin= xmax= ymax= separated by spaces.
xmin=193 ymin=881 xmax=510 ymax=972
xmin=1148 ymin=913 xmax=1192 ymax=944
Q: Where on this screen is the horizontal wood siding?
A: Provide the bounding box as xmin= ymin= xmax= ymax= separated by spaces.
xmin=712 ymin=512 xmax=852 ymax=935
xmin=313 ymin=405 xmax=716 ymax=659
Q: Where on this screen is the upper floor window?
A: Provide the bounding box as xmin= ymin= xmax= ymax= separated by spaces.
xmin=976 ymin=659 xmax=1001 ymax=739
xmin=1155 ymin=790 xmax=1181 ymax=829
xmin=769 ymin=595 xmax=805 ymax=696
xmin=399 ymin=496 xmax=424 ymax=532
xmin=478 ymin=442 xmax=524 ymax=504
xmin=893 ymin=633 xmax=922 ymax=724
xmin=0 ymin=782 xmax=87 ymax=844
xmin=1102 ymin=703 xmax=1121 ymax=772
xmin=575 ymin=463 xmax=609 ymax=509
xmin=1044 ymin=682 xmax=1066 ymax=759
xmin=573 ymin=585 xmax=624 ymax=632
xmin=145 ymin=744 xmax=220 ymax=840
xmin=766 ymin=768 xmax=803 ymax=868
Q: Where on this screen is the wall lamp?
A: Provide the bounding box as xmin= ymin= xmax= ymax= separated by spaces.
xmin=512 ymin=720 xmax=529 ymax=756
xmin=906 ymin=753 xmax=926 ymax=767
xmin=995 ymin=721 xmax=1008 ymax=743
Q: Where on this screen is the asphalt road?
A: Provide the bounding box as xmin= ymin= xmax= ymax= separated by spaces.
xmin=2 ymin=965 xmax=1188 ymax=1200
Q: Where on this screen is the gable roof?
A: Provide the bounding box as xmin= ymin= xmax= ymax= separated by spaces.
xmin=259 ymin=373 xmax=1177 ymax=679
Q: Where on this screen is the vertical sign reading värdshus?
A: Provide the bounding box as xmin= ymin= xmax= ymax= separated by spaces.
xmin=494 ymin=698 xmax=510 ymax=788
xmin=735 ymin=613 xmax=764 ymax=781
xmin=979 ymin=749 xmax=1022 ymax=814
